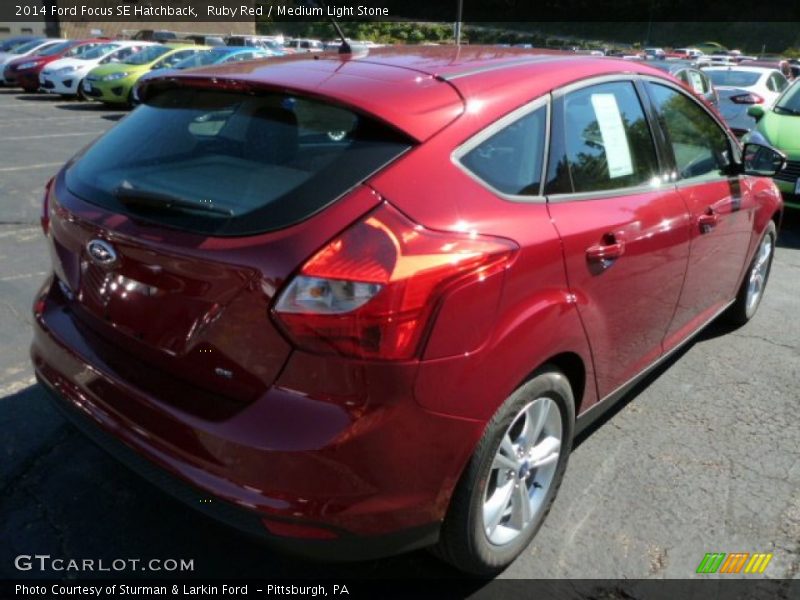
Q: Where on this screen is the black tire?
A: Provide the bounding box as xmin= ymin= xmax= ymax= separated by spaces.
xmin=724 ymin=221 xmax=776 ymax=326
xmin=433 ymin=366 xmax=575 ymax=575
xmin=76 ymin=79 xmax=87 ymax=101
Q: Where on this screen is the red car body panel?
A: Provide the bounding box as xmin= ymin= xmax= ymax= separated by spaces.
xmin=32 ymin=47 xmax=783 ymax=555
xmin=4 ymin=39 xmax=106 ymax=92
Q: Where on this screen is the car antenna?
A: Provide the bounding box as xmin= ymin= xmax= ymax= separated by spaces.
xmin=316 ymin=0 xmax=351 ymax=54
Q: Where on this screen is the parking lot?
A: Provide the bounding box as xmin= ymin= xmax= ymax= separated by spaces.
xmin=1 ymin=88 xmax=799 ymax=582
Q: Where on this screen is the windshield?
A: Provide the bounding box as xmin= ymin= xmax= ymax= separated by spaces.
xmin=66 ymin=88 xmax=413 ymax=236
xmin=123 ymin=45 xmax=169 ymax=65
xmin=35 ymin=41 xmax=72 ymax=57
xmin=63 ymin=43 xmax=100 ymax=58
xmin=0 ymin=38 xmax=36 ymax=52
xmin=775 ymin=81 xmax=800 ymax=114
xmin=79 ymin=43 xmax=120 ymax=60
xmin=174 ymin=49 xmax=226 ymax=68
xmin=13 ymin=39 xmax=48 ymax=54
xmin=707 ymin=70 xmax=762 ymax=87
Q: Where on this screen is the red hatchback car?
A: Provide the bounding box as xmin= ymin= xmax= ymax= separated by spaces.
xmin=31 ymin=48 xmax=784 ymax=574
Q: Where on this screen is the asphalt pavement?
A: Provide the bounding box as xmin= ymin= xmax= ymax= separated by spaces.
xmin=0 ymin=88 xmax=798 ymax=584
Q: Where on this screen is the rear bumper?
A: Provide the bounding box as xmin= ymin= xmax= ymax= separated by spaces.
xmin=31 ymin=275 xmax=482 ymax=558
xmin=40 ymin=379 xmax=439 ymax=561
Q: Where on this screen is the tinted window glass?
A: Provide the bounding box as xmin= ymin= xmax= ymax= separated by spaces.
xmin=175 ymin=49 xmax=226 ymax=68
xmin=13 ymin=39 xmax=46 ymax=54
xmin=775 ymin=80 xmax=800 ymax=113
xmin=547 ymin=81 xmax=659 ymax=194
xmin=460 ymin=106 xmax=546 ymax=196
xmin=79 ymin=43 xmax=119 ymax=60
xmin=124 ymin=45 xmax=169 ymax=65
xmin=153 ymin=49 xmax=195 ymax=69
xmin=647 ymin=83 xmax=730 ymax=181
xmin=65 ymin=88 xmax=413 ymax=236
xmin=33 ymin=41 xmax=68 ymax=56
xmin=707 ymin=70 xmax=761 ymax=87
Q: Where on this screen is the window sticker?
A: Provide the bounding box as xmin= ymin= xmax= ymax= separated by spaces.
xmin=590 ymin=93 xmax=634 ymax=179
xmin=688 ymin=71 xmax=705 ymax=94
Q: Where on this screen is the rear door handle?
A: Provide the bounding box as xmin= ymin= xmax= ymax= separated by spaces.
xmin=698 ymin=209 xmax=719 ymax=233
xmin=586 ymin=235 xmax=625 ymax=263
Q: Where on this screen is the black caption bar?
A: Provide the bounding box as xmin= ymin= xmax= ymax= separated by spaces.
xmin=3 ymin=579 xmax=800 ymax=600
xmin=1 ymin=0 xmax=800 ymax=22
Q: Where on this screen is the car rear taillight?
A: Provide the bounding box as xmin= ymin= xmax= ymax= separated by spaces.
xmin=273 ymin=203 xmax=517 ymax=360
xmin=41 ymin=177 xmax=53 ymax=235
xmin=730 ymin=93 xmax=764 ymax=104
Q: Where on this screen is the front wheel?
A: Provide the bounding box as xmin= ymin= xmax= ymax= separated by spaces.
xmin=433 ymin=367 xmax=575 ymax=575
xmin=725 ymin=221 xmax=776 ymax=326
xmin=76 ymin=79 xmax=87 ymax=101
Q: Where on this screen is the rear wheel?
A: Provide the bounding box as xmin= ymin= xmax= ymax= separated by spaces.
xmin=433 ymin=367 xmax=575 ymax=575
xmin=725 ymin=221 xmax=776 ymax=326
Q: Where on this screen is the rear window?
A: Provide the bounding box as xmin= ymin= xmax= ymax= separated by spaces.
xmin=707 ymin=70 xmax=761 ymax=87
xmin=65 ymin=88 xmax=413 ymax=236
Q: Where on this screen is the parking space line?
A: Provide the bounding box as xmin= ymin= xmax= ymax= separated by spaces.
xmin=0 ymin=115 xmax=115 ymax=123
xmin=4 ymin=132 xmax=105 ymax=141
xmin=0 ymin=163 xmax=63 ymax=173
xmin=0 ymin=271 xmax=48 ymax=282
xmin=0 ymin=376 xmax=36 ymax=397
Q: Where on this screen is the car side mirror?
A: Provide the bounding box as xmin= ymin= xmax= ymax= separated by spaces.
xmin=742 ymin=142 xmax=786 ymax=177
xmin=747 ymin=105 xmax=765 ymax=121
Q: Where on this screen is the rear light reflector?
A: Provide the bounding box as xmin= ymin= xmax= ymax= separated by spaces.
xmin=261 ymin=519 xmax=339 ymax=540
xmin=730 ymin=93 xmax=764 ymax=104
xmin=41 ymin=177 xmax=54 ymax=235
xmin=273 ymin=203 xmax=517 ymax=360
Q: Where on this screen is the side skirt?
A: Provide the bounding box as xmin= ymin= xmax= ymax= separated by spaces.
xmin=574 ymin=300 xmax=735 ymax=437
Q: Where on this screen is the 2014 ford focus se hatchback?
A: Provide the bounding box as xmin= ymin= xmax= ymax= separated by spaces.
xmin=31 ymin=48 xmax=785 ymax=574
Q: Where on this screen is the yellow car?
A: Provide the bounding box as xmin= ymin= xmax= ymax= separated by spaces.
xmin=83 ymin=43 xmax=207 ymax=106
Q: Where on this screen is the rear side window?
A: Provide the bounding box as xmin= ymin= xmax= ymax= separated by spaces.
xmin=646 ymin=83 xmax=730 ymax=181
xmin=65 ymin=88 xmax=413 ymax=236
xmin=458 ymin=106 xmax=546 ymax=196
xmin=546 ymin=81 xmax=659 ymax=194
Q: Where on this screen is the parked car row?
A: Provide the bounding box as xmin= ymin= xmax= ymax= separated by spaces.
xmin=1 ymin=36 xmax=281 ymax=107
xmin=3 ymin=35 xmax=798 ymax=210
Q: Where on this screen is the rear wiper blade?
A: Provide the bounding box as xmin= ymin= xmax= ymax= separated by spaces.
xmin=114 ymin=186 xmax=233 ymax=216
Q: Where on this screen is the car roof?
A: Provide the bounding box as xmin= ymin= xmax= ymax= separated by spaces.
xmin=142 ymin=46 xmax=678 ymax=141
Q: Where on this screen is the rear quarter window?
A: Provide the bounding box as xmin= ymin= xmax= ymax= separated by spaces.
xmin=65 ymin=88 xmax=413 ymax=236
xmin=457 ymin=105 xmax=547 ymax=197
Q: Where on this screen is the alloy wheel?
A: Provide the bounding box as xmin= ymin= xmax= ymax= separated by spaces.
xmin=482 ymin=397 xmax=563 ymax=546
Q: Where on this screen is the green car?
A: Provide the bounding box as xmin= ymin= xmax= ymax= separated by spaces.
xmin=745 ymin=80 xmax=800 ymax=209
xmin=83 ymin=43 xmax=207 ymax=106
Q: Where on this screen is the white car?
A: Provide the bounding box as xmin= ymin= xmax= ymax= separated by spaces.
xmin=705 ymin=66 xmax=790 ymax=107
xmin=0 ymin=38 xmax=64 ymax=83
xmin=284 ymin=38 xmax=324 ymax=53
xmin=705 ymin=66 xmax=790 ymax=135
xmin=40 ymin=41 xmax=156 ymax=98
